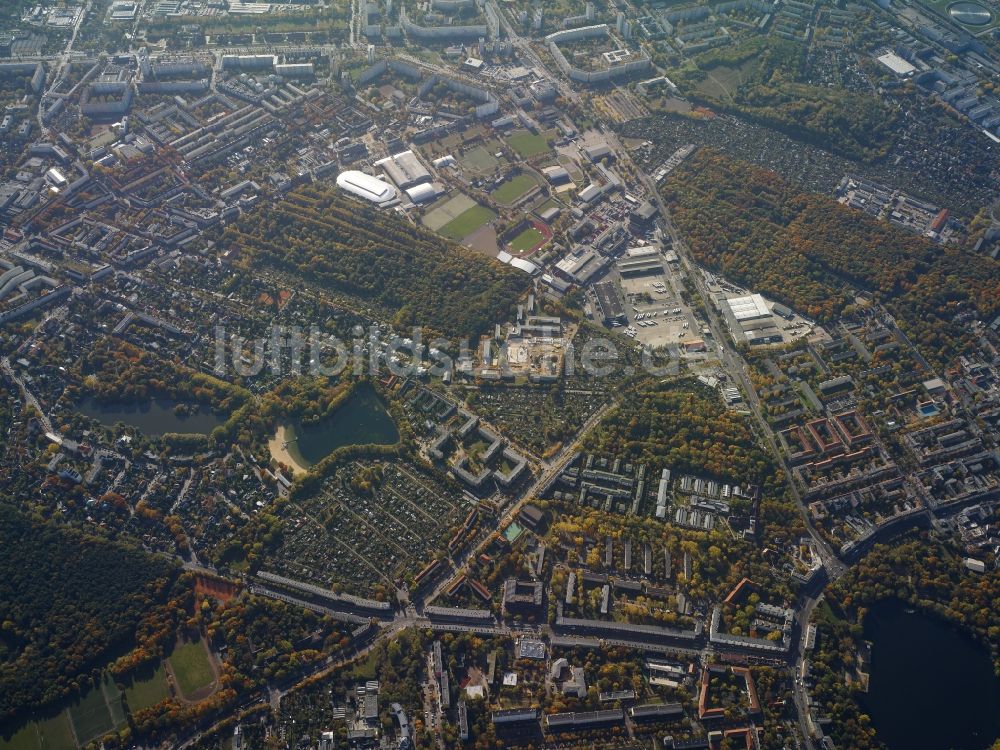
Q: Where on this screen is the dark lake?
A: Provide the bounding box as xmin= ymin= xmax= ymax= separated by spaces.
xmin=283 ymin=383 xmax=399 ymax=468
xmin=78 ymin=397 xmax=227 ymax=437
xmin=861 ymin=599 xmax=1000 ymax=750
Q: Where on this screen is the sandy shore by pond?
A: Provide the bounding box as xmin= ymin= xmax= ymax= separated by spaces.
xmin=267 ymin=423 xmax=308 ymax=477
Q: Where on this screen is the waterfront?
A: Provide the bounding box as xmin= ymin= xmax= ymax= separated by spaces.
xmin=78 ymin=398 xmax=227 ymax=437
xmin=268 ymin=384 xmax=399 ymax=474
xmin=862 ymin=599 xmax=1000 ymax=750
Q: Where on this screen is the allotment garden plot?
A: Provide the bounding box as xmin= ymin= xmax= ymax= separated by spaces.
xmin=271 ymin=458 xmax=471 ymax=592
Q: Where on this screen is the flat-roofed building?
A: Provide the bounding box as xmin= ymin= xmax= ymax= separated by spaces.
xmin=726 ymin=293 xmax=770 ymax=322
xmin=629 ymin=702 xmax=684 ymax=721
xmin=542 ymin=165 xmax=570 ymax=184
xmin=594 ymin=279 xmax=626 ymax=324
xmin=877 ymin=51 xmax=915 ymax=77
xmin=375 ymin=150 xmax=432 ymax=190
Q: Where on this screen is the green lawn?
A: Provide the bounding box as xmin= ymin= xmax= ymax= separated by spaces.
xmin=169 ymin=640 xmax=215 ymax=698
xmin=439 ymin=205 xmax=496 ymax=240
xmin=37 ymin=714 xmax=75 ymax=750
xmin=123 ymin=663 xmax=170 ymax=713
xmin=813 ymin=598 xmax=843 ymax=627
xmin=458 ymin=145 xmax=500 ymax=175
xmin=506 ymin=131 xmax=552 ymax=159
xmin=101 ymin=676 xmax=126 ymax=728
xmin=0 ymin=724 xmax=41 ymax=750
xmin=348 ymin=649 xmax=379 ymax=681
xmin=37 ymin=711 xmax=76 ymax=750
xmin=1 ymin=709 xmax=80 ymax=750
xmin=536 ymin=198 xmax=561 ymax=215
xmin=508 ymin=227 xmax=546 ymax=253
xmin=491 ymin=174 xmax=538 ymax=205
xmin=67 ymin=685 xmax=113 ymax=746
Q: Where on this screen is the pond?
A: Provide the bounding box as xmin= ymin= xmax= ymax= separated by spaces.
xmin=861 ymin=599 xmax=1000 ymax=750
xmin=78 ymin=397 xmax=227 ymax=437
xmin=269 ymin=383 xmax=399 ymax=474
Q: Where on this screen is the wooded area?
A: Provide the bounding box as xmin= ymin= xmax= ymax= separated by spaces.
xmin=811 ymin=536 xmax=1000 ymax=749
xmin=662 ymin=149 xmax=1000 ymax=368
xmin=670 ymin=37 xmax=898 ymax=162
xmin=74 ymin=338 xmax=247 ymax=414
xmin=583 ymin=378 xmax=780 ymax=492
xmin=0 ymin=506 xmax=176 ymax=722
xmin=221 ymin=186 xmax=528 ymax=338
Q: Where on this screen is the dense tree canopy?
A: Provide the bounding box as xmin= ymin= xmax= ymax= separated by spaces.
xmin=670 ymin=37 xmax=899 ymax=162
xmin=0 ymin=506 xmax=176 ymax=721
xmin=663 ymin=150 xmax=1000 ymax=368
xmin=221 ymin=187 xmax=528 ymax=339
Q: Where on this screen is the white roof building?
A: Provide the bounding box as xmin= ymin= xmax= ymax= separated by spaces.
xmin=496 ymin=251 xmax=540 ymax=275
xmin=964 ymin=558 xmax=986 ymax=573
xmin=336 ymin=170 xmax=399 ymax=206
xmin=876 ymin=52 xmax=916 ymax=77
xmin=625 ymin=245 xmax=658 ymax=258
xmin=405 ymin=182 xmax=443 ymax=204
xmin=727 ymin=293 xmax=771 ymax=322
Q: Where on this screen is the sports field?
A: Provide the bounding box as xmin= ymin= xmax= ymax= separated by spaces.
xmin=0 ymin=723 xmax=38 ymax=750
xmin=439 ymin=205 xmax=497 ymax=240
xmin=506 ymin=130 xmax=552 ymax=159
xmin=68 ymin=682 xmax=115 ymax=746
xmin=169 ymin=640 xmax=215 ymax=698
xmin=508 ymin=226 xmax=547 ymax=253
xmin=123 ymin=663 xmax=170 ymax=712
xmin=458 ymin=145 xmax=501 ymax=176
xmin=491 ymin=174 xmax=538 ymax=205
xmin=422 ymin=193 xmax=477 ymax=231
xmin=691 ymin=57 xmax=759 ymax=102
xmin=0 ymin=713 xmax=76 ymax=750
xmin=920 ymin=0 xmax=999 ymax=32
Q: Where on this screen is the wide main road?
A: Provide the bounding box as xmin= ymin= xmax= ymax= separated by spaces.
xmin=629 ymin=162 xmax=846 ymax=579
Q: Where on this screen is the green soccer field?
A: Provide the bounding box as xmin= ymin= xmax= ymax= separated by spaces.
xmin=439 ymin=205 xmax=497 ymax=240
xmin=67 ymin=684 xmax=113 ymax=746
xmin=169 ymin=640 xmax=215 ymax=698
xmin=491 ymin=174 xmax=538 ymax=205
xmin=458 ymin=145 xmax=501 ymax=175
xmin=0 ymin=713 xmax=77 ymax=750
xmin=123 ymin=663 xmax=170 ymax=713
xmin=506 ymin=131 xmax=552 ymax=159
xmin=38 ymin=713 xmax=76 ymax=750
xmin=508 ymin=227 xmax=546 ymax=253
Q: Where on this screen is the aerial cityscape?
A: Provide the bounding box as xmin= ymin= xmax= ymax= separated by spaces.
xmin=0 ymin=0 xmax=998 ymax=748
